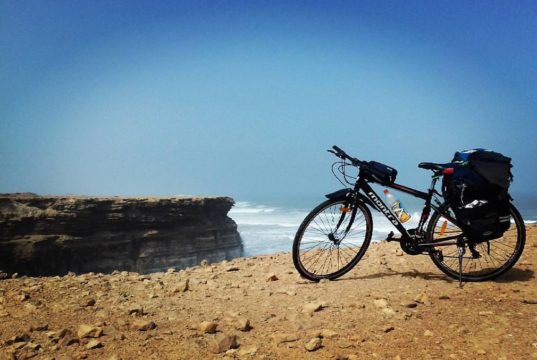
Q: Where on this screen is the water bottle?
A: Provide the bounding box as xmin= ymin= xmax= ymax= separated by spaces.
xmin=383 ymin=189 xmax=411 ymax=223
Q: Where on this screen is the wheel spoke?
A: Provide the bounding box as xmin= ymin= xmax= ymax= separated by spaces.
xmin=427 ymin=204 xmax=525 ymax=281
xmin=293 ymin=199 xmax=371 ymax=280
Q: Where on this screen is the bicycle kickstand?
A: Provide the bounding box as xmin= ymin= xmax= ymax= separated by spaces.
xmin=457 ymin=245 xmax=465 ymax=288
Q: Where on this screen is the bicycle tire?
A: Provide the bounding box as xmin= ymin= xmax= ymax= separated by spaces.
xmin=427 ymin=202 xmax=526 ymax=282
xmin=292 ymin=197 xmax=372 ymax=282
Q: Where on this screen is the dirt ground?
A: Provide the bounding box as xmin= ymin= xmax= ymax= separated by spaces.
xmin=1 ymin=226 xmax=536 ymax=360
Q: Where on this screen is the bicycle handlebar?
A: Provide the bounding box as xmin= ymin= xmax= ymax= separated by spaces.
xmin=328 ymin=145 xmax=364 ymax=166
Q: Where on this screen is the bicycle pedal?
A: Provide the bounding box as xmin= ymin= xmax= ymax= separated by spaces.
xmin=386 ymin=231 xmax=396 ymax=242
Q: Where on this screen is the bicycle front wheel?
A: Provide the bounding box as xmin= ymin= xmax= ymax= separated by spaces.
xmin=292 ymin=197 xmax=372 ymax=282
xmin=427 ymin=202 xmax=526 ymax=282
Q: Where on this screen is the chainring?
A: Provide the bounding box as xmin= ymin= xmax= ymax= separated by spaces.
xmin=399 ymin=229 xmax=426 ymax=255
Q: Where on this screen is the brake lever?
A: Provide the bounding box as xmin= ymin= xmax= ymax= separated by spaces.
xmin=327 ymin=149 xmax=337 ymax=155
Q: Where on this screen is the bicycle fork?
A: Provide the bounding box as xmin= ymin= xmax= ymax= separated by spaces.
xmin=330 ymin=202 xmax=357 ymax=245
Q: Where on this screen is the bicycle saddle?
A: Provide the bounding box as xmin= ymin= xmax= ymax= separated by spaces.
xmin=418 ymin=162 xmax=452 ymax=171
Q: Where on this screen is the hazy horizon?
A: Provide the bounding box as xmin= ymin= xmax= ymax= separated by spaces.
xmin=2 ymin=1 xmax=537 ymax=202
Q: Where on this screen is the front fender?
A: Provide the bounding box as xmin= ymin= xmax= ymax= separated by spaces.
xmin=325 ymin=189 xmax=379 ymax=212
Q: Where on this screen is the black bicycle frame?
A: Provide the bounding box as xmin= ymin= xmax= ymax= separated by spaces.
xmin=353 ymin=175 xmax=461 ymax=246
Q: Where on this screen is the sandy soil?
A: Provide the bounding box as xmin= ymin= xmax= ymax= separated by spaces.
xmin=1 ymin=227 xmax=536 ymax=360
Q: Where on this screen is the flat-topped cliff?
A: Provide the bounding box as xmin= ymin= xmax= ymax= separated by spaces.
xmin=0 ymin=193 xmax=243 ymax=275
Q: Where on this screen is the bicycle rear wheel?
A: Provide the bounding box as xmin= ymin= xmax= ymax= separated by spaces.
xmin=426 ymin=203 xmax=525 ymax=282
xmin=292 ymin=197 xmax=372 ymax=282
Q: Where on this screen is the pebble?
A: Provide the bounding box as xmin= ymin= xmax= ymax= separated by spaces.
xmin=128 ymin=304 xmax=144 ymax=316
xmin=24 ymin=342 xmax=41 ymax=351
xmin=85 ymin=298 xmax=96 ymax=307
xmin=234 ymin=318 xmax=251 ymax=332
xmin=237 ymin=345 xmax=258 ymax=356
xmin=266 ymin=273 xmax=279 ymax=281
xmin=383 ymin=325 xmax=395 ymax=333
xmin=374 ymin=299 xmax=389 ymax=309
xmin=77 ymin=325 xmax=103 ymax=339
xmin=48 ymin=328 xmax=69 ymax=339
xmin=424 ymin=330 xmax=434 ymax=337
xmin=208 ymin=334 xmax=238 ymax=354
xmin=272 ymin=333 xmax=299 ymax=344
xmin=337 ymin=339 xmax=353 ymax=348
xmin=401 ymin=301 xmax=417 ymax=308
xmin=173 ymin=279 xmax=189 ymax=293
xmin=59 ymin=336 xmax=79 ymax=347
xmin=29 ymin=323 xmax=49 ymax=332
xmin=303 ymin=302 xmax=325 ymax=314
xmin=523 ymin=299 xmax=537 ymax=305
xmin=199 ymin=321 xmax=218 ymax=334
xmin=226 ymin=266 xmax=240 ymax=272
xmin=414 ymin=292 xmax=431 ymax=305
xmin=382 ymin=308 xmax=396 ymax=317
xmin=131 ymin=320 xmax=156 ymax=331
xmin=478 ymin=311 xmax=494 ymax=316
xmin=85 ymin=339 xmax=103 ymax=349
xmin=304 ymin=337 xmax=323 ymax=351
xmin=72 ymin=351 xmax=88 ymax=360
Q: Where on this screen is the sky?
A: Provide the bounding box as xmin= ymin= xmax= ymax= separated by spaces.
xmin=1 ymin=0 xmax=537 ymax=202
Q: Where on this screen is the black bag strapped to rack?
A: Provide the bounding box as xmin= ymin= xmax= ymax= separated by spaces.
xmin=443 ymin=149 xmax=512 ymax=242
xmin=362 ymin=161 xmax=398 ymax=185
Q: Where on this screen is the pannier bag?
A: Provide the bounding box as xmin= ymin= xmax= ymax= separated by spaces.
xmin=443 ymin=149 xmax=512 ymax=242
xmin=363 ymin=161 xmax=398 ymax=185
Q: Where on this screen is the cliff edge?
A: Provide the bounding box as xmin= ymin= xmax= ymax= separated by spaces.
xmin=0 ymin=193 xmax=243 ymax=275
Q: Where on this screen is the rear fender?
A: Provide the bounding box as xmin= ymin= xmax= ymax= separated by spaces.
xmin=325 ymin=189 xmax=379 ymax=212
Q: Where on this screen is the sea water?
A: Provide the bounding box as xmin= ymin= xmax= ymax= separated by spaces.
xmin=229 ymin=193 xmax=537 ymax=256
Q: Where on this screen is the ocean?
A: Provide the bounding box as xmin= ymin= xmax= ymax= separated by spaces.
xmin=229 ymin=193 xmax=537 ymax=256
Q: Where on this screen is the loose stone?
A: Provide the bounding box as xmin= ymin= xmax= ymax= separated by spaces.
xmin=208 ymin=334 xmax=238 ymax=354
xmin=234 ymin=318 xmax=251 ymax=332
xmin=199 ymin=321 xmax=218 ymax=334
xmin=85 ymin=339 xmax=103 ymax=349
xmin=304 ymin=337 xmax=323 ymax=351
xmin=77 ymin=325 xmax=103 ymax=339
xmin=131 ymin=320 xmax=156 ymax=331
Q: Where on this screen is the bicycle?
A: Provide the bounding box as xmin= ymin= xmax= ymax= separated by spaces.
xmin=292 ymin=146 xmax=525 ymax=285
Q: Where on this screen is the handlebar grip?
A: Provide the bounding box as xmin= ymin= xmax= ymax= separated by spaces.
xmin=332 ymin=145 xmax=344 ymax=154
xmin=331 ymin=145 xmax=363 ymax=166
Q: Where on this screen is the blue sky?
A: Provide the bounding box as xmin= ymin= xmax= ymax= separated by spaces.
xmin=1 ymin=1 xmax=536 ymax=201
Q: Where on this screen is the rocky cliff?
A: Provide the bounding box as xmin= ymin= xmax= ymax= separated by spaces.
xmin=0 ymin=193 xmax=243 ymax=275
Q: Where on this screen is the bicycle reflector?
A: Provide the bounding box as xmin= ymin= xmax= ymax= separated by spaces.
xmin=442 ymin=168 xmax=454 ymax=175
xmin=340 ymin=207 xmax=351 ymax=213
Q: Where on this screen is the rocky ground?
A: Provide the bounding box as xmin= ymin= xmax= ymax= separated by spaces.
xmin=0 ymin=227 xmax=536 ymax=360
